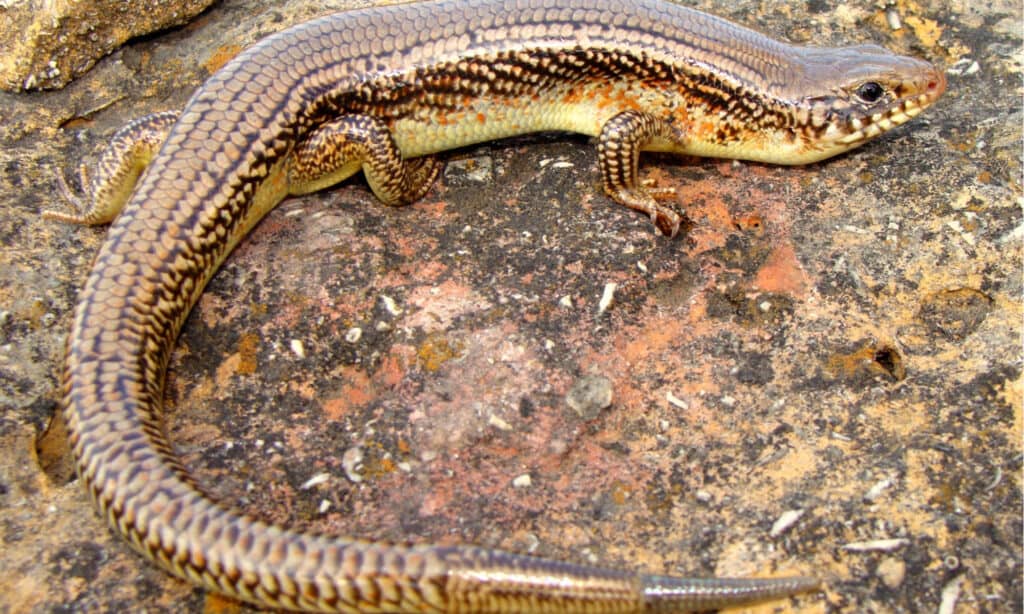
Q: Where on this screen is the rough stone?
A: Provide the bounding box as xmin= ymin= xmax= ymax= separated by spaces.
xmin=0 ymin=1 xmax=1020 ymax=612
xmin=0 ymin=0 xmax=214 ymax=91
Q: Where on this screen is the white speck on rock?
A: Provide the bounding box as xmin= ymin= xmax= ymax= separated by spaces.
xmin=488 ymin=414 xmax=513 ymax=431
xmin=665 ymin=391 xmax=688 ymax=410
xmin=380 ymin=294 xmax=403 ymax=316
xmin=864 ymin=477 xmax=894 ymax=502
xmin=938 ymin=574 xmax=966 ymax=614
xmin=770 ymin=509 xmax=805 ymax=537
xmin=342 ymin=446 xmax=364 ymax=483
xmin=300 ymin=472 xmax=330 ymax=490
xmin=843 ymin=538 xmax=909 ymax=552
xmin=597 ymin=282 xmax=617 ymax=314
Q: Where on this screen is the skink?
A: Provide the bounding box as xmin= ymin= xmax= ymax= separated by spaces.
xmin=49 ymin=0 xmax=945 ymax=611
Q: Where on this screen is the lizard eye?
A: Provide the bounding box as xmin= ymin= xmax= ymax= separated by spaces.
xmin=855 ymin=81 xmax=885 ymax=104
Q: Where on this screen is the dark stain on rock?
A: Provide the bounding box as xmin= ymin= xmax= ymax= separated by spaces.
xmin=942 ymin=363 xmax=1021 ymax=427
xmin=918 ymin=287 xmax=993 ymax=341
xmin=650 ymin=260 xmax=702 ymax=309
xmin=733 ymin=351 xmax=775 ymax=385
xmin=710 ymin=232 xmax=774 ymax=274
xmin=49 ymin=541 xmax=105 ymax=584
xmin=706 ymin=276 xmax=795 ymax=328
xmin=518 ymin=396 xmax=535 ymax=418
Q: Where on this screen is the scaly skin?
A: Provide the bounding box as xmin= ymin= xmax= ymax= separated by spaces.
xmin=50 ymin=0 xmax=945 ymax=611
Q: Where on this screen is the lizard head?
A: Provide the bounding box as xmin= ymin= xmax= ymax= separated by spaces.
xmin=779 ymin=44 xmax=946 ymax=163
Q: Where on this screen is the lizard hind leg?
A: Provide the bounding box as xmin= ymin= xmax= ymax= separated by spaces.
xmin=288 ymin=114 xmax=442 ymax=206
xmin=45 ymin=110 xmax=180 ymax=225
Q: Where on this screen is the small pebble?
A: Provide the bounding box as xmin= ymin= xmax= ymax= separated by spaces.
xmin=380 ymin=294 xmax=403 ymax=316
xmin=665 ymin=391 xmax=688 ymax=410
xmin=947 ymin=58 xmax=979 ymax=76
xmin=566 ymin=375 xmax=613 ymax=419
xmin=770 ymin=509 xmax=805 ymax=537
xmin=444 ymin=155 xmax=494 ymax=186
xmin=488 ymin=414 xmax=512 ymax=431
xmin=876 ymin=557 xmax=906 ymax=589
xmin=342 ymin=446 xmax=364 ymax=483
xmin=885 ymin=6 xmax=902 ymax=30
xmin=597 ymin=282 xmax=617 ymax=314
xmin=300 ymin=472 xmax=330 ymax=490
xmin=864 ymin=477 xmax=894 ymax=502
xmin=843 ymin=538 xmax=909 ymax=552
xmin=938 ymin=574 xmax=966 ymax=614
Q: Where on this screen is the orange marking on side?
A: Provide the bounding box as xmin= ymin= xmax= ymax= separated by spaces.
xmin=436 ymin=111 xmax=454 ymax=126
xmin=616 ymin=89 xmax=641 ymax=112
xmin=561 ymin=87 xmax=584 ymax=105
xmin=265 ymin=162 xmax=289 ymax=195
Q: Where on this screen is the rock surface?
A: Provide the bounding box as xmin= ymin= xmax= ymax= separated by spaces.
xmin=0 ymin=0 xmax=1020 ymax=612
xmin=0 ymin=0 xmax=213 ymax=90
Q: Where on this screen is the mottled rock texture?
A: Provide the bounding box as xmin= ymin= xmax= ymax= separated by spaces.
xmin=0 ymin=1 xmax=1020 ymax=612
xmin=0 ymin=0 xmax=213 ymax=90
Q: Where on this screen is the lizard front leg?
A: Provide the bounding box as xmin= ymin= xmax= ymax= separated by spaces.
xmin=597 ymin=109 xmax=687 ymax=237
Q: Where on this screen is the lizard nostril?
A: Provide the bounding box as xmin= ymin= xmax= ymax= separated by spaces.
xmin=926 ymin=71 xmax=948 ymax=98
